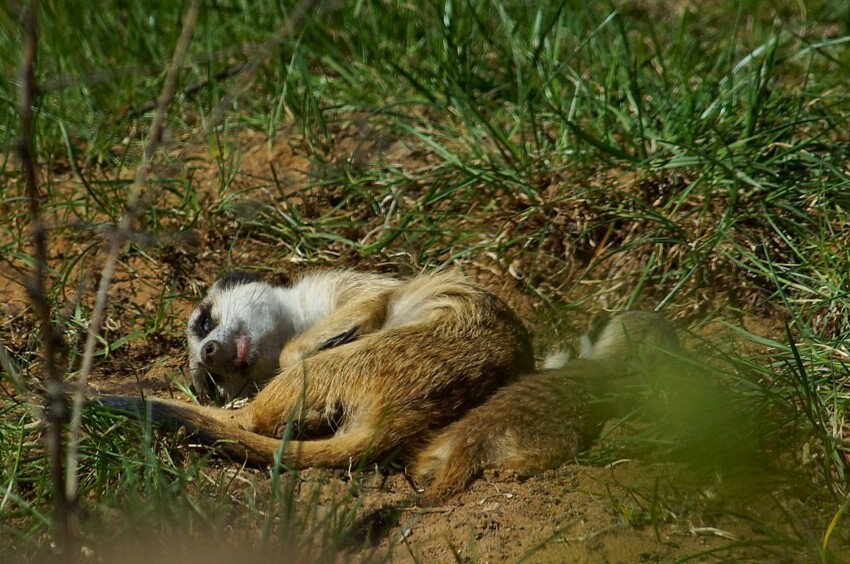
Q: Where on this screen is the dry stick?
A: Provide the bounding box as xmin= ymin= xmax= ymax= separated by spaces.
xmin=64 ymin=0 xmax=327 ymax=501
xmin=64 ymin=0 xmax=202 ymax=503
xmin=15 ymin=0 xmax=71 ymax=551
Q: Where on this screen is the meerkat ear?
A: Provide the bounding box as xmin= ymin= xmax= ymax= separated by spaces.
xmin=583 ymin=314 xmax=612 ymax=349
xmin=213 ymin=270 xmax=263 ymax=291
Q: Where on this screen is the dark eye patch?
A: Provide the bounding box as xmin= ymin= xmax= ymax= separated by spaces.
xmin=191 ymin=303 xmax=215 ymax=338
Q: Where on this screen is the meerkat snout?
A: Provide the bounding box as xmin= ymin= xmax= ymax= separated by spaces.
xmin=202 ymin=340 xmax=221 ymax=364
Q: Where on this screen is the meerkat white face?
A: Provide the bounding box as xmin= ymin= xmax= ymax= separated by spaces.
xmin=187 ymin=272 xmax=292 ymax=402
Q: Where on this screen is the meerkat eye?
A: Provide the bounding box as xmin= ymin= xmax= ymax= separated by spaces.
xmin=192 ymin=303 xmax=215 ymax=338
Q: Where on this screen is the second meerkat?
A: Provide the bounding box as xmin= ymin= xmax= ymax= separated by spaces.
xmin=413 ymin=311 xmax=680 ymax=502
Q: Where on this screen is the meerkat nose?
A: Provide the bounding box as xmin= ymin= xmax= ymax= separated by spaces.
xmin=202 ymin=340 xmax=221 ymax=364
xmin=235 ymin=334 xmax=250 ymax=366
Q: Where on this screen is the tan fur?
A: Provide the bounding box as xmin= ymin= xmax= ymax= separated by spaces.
xmin=98 ymin=270 xmax=535 ymax=469
xmin=186 ymin=270 xmax=404 ymax=400
xmin=413 ymin=311 xmax=679 ymax=503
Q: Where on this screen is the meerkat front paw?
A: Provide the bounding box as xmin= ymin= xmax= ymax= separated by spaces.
xmin=317 ymin=326 xmax=361 ymax=351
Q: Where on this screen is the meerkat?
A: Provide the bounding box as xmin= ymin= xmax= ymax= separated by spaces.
xmin=97 ymin=269 xmax=535 ymax=468
xmin=412 ymin=311 xmax=679 ymax=503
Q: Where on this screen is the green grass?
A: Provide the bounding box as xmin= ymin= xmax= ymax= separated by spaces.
xmin=2 ymin=0 xmax=850 ymax=560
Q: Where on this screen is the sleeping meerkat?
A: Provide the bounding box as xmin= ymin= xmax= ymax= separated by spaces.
xmin=413 ymin=311 xmax=679 ymax=503
xmin=185 ymin=270 xmax=404 ymax=401
xmin=97 ymin=269 xmax=535 ymax=467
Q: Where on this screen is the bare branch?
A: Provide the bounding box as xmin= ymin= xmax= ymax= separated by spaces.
xmin=15 ymin=0 xmax=71 ymax=551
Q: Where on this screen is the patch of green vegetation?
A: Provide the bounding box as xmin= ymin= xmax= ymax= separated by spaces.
xmin=1 ymin=0 xmax=849 ymax=561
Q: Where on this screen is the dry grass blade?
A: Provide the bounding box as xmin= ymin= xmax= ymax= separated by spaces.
xmin=64 ymin=0 xmax=328 ymax=511
xmin=2 ymin=1 xmax=846 ymax=560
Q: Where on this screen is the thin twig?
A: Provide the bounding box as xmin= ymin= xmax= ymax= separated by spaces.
xmin=201 ymin=0 xmax=323 ymax=138
xmin=64 ymin=0 xmax=202 ymax=503
xmin=15 ymin=0 xmax=71 ymax=551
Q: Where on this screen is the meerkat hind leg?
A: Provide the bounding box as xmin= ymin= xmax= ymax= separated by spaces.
xmin=415 ymin=374 xmax=592 ymax=503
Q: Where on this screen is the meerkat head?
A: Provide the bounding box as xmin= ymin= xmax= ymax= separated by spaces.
xmin=187 ymin=271 xmax=293 ymax=402
xmin=580 ymin=311 xmax=679 ymax=366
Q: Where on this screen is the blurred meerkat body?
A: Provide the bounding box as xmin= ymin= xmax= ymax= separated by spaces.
xmin=413 ymin=312 xmax=679 ymax=502
xmin=99 ymin=269 xmax=535 ymax=469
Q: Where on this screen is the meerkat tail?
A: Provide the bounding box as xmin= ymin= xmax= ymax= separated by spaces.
xmin=95 ymin=395 xmax=283 ymax=464
xmin=96 ymin=395 xmax=397 ymax=469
